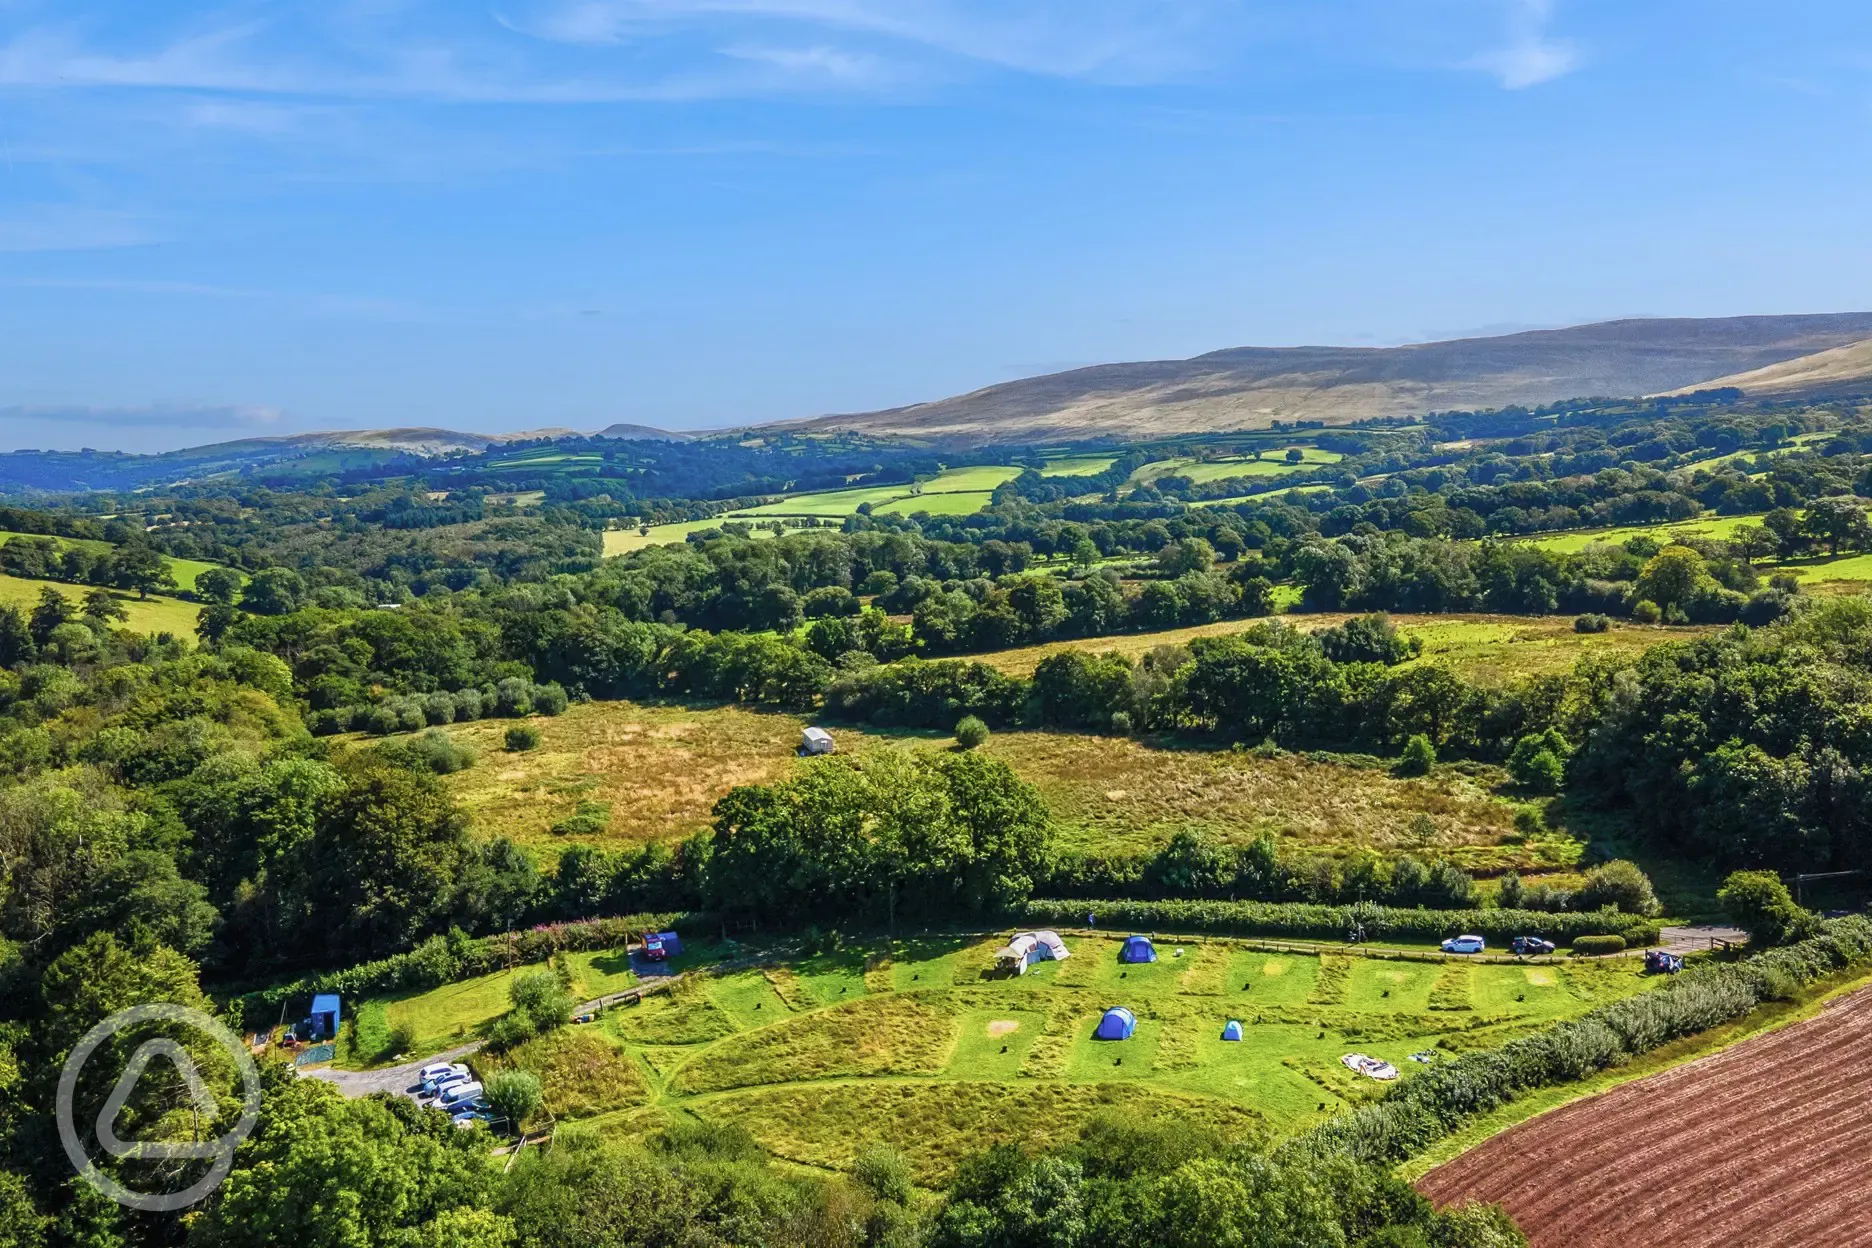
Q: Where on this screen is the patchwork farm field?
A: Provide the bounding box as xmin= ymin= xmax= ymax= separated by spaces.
xmin=1419 ymin=981 xmax=1872 ymax=1248
xmin=1508 ymin=507 xmax=1872 ymax=587
xmin=367 ymin=932 xmax=1658 ymax=1184
xmin=437 ymin=699 xmax=1582 ymax=870
xmin=606 ymin=465 xmax=1025 ymax=551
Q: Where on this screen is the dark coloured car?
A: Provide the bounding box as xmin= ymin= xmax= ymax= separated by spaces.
xmin=1511 ymin=935 xmax=1557 ymax=956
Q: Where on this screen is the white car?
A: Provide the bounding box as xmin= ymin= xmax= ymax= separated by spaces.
xmin=1441 ymin=934 xmax=1486 ymax=954
xmin=1340 ymin=1053 xmax=1399 ymax=1081
xmin=421 ymin=1063 xmax=470 ymax=1095
xmin=438 ymin=1081 xmax=484 ymax=1111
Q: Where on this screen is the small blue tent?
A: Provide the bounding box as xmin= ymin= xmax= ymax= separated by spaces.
xmin=1120 ymin=935 xmax=1157 ymax=964
xmin=309 ymin=994 xmax=341 ymax=1039
xmin=1094 ymin=1007 xmax=1137 ymax=1040
xmin=1221 ymin=1019 xmax=1244 ymax=1042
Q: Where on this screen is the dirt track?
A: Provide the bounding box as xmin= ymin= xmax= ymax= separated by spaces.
xmin=1418 ymin=983 xmax=1872 ymax=1248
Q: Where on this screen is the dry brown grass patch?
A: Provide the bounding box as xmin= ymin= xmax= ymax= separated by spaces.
xmin=675 ymin=994 xmax=957 ymax=1093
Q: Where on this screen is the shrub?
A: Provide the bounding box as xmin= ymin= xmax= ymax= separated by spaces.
xmin=1631 ymin=599 xmax=1662 ymax=624
xmin=509 ymin=968 xmax=575 ymax=1032
xmin=1573 ymin=613 xmax=1611 ymax=633
xmin=485 ymin=1069 xmax=543 ymax=1129
xmin=852 ymin=1144 xmax=915 ymax=1206
xmin=532 ymin=682 xmax=569 ymax=716
xmin=422 ymin=691 xmax=457 ymax=725
xmin=954 ymin=715 xmax=989 ymax=750
xmin=452 ymin=687 xmax=483 ymax=721
xmin=1395 ymin=734 xmax=1436 ymax=776
xmin=1110 ymin=710 xmax=1133 ymax=736
xmin=1717 ymin=870 xmax=1820 ymax=946
xmin=385 ymin=1022 xmax=415 ymax=1057
xmin=1507 ymin=728 xmax=1570 ymax=794
xmin=1578 ymin=859 xmax=1661 ymax=916
xmin=1571 ymin=935 xmax=1626 ymax=956
xmin=376 ymin=728 xmax=476 ymax=775
xmin=505 ymin=724 xmax=542 ymax=752
xmin=495 ymin=676 xmax=534 ymax=717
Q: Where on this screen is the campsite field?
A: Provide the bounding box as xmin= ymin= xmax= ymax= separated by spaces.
xmin=1419 ymin=980 xmax=1872 ymax=1248
xmin=436 ymin=699 xmax=1578 ymax=871
xmin=0 ymin=571 xmax=201 ymax=636
xmin=355 ymin=931 xmax=1658 ymax=1183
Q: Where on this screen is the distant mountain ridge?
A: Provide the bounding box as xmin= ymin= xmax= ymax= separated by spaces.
xmin=0 ymin=423 xmax=691 ymax=494
xmin=794 ymin=313 xmax=1872 ymax=444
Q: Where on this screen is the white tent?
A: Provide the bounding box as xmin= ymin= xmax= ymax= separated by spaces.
xmin=995 ymin=933 xmax=1039 ymax=974
xmin=1030 ymin=931 xmax=1070 ymax=962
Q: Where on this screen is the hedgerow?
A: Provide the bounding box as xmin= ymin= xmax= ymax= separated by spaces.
xmin=234 ymin=911 xmax=707 ymax=1025
xmin=1015 ymin=898 xmax=1647 ymax=944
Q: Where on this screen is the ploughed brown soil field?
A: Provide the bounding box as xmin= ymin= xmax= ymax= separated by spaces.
xmin=1419 ymin=983 xmax=1872 ymax=1248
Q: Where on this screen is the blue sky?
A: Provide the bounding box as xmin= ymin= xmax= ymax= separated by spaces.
xmin=1 ymin=1 xmax=1870 ymax=452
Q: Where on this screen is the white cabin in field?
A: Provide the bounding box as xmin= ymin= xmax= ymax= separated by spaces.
xmin=799 ymin=727 xmax=836 ymax=756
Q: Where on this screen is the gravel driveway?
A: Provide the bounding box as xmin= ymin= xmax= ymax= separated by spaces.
xmin=300 ymin=1041 xmax=484 ymax=1101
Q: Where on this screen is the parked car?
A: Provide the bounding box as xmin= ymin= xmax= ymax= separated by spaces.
xmin=438 ymin=1081 xmax=484 ymax=1111
xmin=1511 ymin=935 xmax=1556 ymax=956
xmin=422 ymin=1063 xmax=470 ymax=1095
xmin=1441 ymin=934 xmax=1486 ymax=954
xmin=1645 ymin=949 xmax=1685 ymax=974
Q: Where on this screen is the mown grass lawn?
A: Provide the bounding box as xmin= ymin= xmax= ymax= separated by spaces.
xmin=375 ymin=930 xmax=1661 ymax=1183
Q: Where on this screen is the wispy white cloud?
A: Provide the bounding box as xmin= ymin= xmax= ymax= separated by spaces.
xmin=1469 ymin=0 xmax=1578 ymax=89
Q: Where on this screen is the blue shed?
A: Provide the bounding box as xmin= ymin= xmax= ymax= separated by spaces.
xmin=1120 ymin=935 xmax=1157 ymax=964
xmin=1094 ymin=1007 xmax=1137 ymax=1041
xmin=1221 ymin=1019 xmax=1244 ymax=1042
xmin=309 ymin=994 xmax=341 ymax=1039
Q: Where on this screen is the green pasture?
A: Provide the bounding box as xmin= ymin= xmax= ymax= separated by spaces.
xmin=1132 ymin=449 xmax=1342 ymax=486
xmin=373 ymin=931 xmax=1657 ymax=1181
xmin=0 ymin=572 xmax=201 ymax=636
xmin=1504 ymin=509 xmax=1872 ymax=585
xmin=0 ymin=529 xmax=227 ymax=593
xmin=338 ymin=948 xmax=644 ymax=1066
xmin=1039 ymin=455 xmax=1117 ymax=477
xmin=606 ymin=465 xmax=1025 ymax=551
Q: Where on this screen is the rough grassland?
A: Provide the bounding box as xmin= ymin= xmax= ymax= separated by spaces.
xmin=360 ymin=949 xmax=638 ymax=1061
xmin=674 ymin=993 xmax=958 ymax=1093
xmin=974 ymin=611 xmax=1712 ymax=686
xmin=438 ymin=698 xmax=1574 ymax=870
xmin=1040 ymin=455 xmax=1117 ymax=477
xmin=0 ymin=572 xmax=200 ymax=636
xmin=477 ymin=1026 xmax=650 ymax=1117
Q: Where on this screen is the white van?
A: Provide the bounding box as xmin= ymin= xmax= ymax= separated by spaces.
xmin=438 ymin=1081 xmax=483 ymax=1111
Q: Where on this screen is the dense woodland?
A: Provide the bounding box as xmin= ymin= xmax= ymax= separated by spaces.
xmin=2 ymin=391 xmax=1871 ymax=1243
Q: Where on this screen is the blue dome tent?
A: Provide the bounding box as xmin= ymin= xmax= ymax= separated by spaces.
xmin=1221 ymin=1019 xmax=1243 ymax=1042
xmin=1120 ymin=935 xmax=1157 ymax=964
xmin=1094 ymin=1007 xmax=1137 ymax=1040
